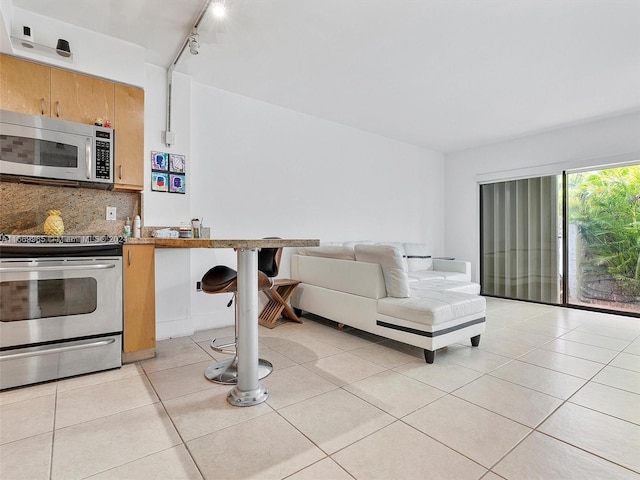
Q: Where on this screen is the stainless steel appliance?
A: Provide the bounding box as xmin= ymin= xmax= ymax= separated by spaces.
xmin=0 ymin=235 xmax=123 ymax=389
xmin=0 ymin=110 xmax=114 ymax=189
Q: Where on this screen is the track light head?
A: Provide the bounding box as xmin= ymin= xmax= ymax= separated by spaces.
xmin=188 ymin=28 xmax=200 ymax=55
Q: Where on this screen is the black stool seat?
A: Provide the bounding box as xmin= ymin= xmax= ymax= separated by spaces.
xmin=202 ymin=265 xmax=272 ymax=293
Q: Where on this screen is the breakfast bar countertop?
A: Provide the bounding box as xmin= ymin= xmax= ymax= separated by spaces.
xmin=125 ymin=238 xmax=319 ymax=248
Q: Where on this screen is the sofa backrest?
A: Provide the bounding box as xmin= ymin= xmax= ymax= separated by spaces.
xmin=403 ymin=243 xmax=433 ymax=271
xmin=296 ymin=245 xmax=355 ymax=260
xmin=291 ymin=254 xmax=387 ymax=299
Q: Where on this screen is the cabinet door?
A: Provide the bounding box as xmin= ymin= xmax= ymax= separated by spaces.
xmin=123 ymin=245 xmax=156 ymax=353
xmin=0 ymin=54 xmax=50 ymax=116
xmin=113 ymin=84 xmax=144 ymax=191
xmin=50 ymin=68 xmax=114 ymax=124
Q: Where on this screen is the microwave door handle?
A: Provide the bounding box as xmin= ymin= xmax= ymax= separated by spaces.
xmin=85 ymin=138 xmax=92 ymax=179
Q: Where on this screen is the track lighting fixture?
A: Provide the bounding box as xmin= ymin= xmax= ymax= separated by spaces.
xmin=188 ymin=28 xmax=200 ymax=55
xmin=165 ymin=0 xmax=231 ymax=146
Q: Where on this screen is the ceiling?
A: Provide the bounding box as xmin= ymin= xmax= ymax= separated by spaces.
xmin=12 ymin=0 xmax=640 ymax=152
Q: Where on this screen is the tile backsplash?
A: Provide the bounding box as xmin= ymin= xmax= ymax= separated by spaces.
xmin=0 ymin=182 xmax=140 ymax=235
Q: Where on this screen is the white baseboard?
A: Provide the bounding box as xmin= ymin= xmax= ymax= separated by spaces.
xmin=156 ymin=317 xmax=195 ymax=340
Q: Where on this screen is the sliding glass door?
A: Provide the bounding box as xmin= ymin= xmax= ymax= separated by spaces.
xmin=480 ymin=176 xmax=561 ymax=304
xmin=481 ymin=164 xmax=640 ymax=315
xmin=566 ymin=165 xmax=640 ymax=314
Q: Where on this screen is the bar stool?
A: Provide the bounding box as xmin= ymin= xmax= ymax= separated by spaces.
xmin=201 ymin=242 xmax=282 ymax=384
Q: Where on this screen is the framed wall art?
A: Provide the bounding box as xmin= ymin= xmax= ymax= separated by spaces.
xmin=169 ymin=154 xmax=186 ymax=173
xmin=151 ymin=171 xmax=169 ymax=192
xmin=169 ymin=174 xmax=186 ymax=194
xmin=151 ymin=151 xmax=187 ymax=193
xmin=151 ymin=151 xmax=168 ymax=171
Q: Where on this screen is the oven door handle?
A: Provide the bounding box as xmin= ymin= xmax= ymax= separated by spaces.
xmin=0 ymin=263 xmax=116 ymax=273
xmin=0 ymin=338 xmax=116 ymax=360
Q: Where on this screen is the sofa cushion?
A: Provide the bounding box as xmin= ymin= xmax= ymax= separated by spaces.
xmin=378 ymin=291 xmax=485 ymax=326
xmin=403 ymin=243 xmax=433 ymax=272
xmin=407 ymin=271 xmax=444 ymax=281
xmin=408 ymin=270 xmax=469 ymax=282
xmin=355 ymin=244 xmax=410 ymax=298
xmin=411 ymin=279 xmax=480 ymax=295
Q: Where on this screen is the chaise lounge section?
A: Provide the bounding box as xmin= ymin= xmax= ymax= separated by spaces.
xmin=290 ymin=242 xmax=486 ymax=363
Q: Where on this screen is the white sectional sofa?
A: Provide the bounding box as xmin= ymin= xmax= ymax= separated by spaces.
xmin=290 ymin=243 xmax=486 ymax=363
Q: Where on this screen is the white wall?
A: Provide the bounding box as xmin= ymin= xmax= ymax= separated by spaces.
xmin=1 ymin=6 xmax=144 ymax=86
xmin=185 ymin=82 xmax=445 ymax=334
xmin=143 ymin=64 xmax=195 ymax=338
xmin=444 ymin=111 xmax=640 ymax=281
xmin=143 ymin=64 xmax=192 ymax=226
xmin=141 ymin=74 xmax=445 ymax=338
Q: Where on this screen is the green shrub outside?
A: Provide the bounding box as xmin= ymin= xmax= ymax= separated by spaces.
xmin=568 ymin=165 xmax=640 ymax=297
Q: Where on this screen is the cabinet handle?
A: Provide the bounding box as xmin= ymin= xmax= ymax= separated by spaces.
xmin=128 ymin=250 xmax=132 ymax=266
xmin=40 ymin=98 xmax=45 ymax=115
xmin=55 ymin=101 xmax=60 ymax=117
xmin=119 ymin=165 xmax=123 ymax=180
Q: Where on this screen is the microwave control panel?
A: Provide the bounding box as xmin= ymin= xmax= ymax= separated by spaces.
xmin=95 ymin=129 xmax=112 ymax=180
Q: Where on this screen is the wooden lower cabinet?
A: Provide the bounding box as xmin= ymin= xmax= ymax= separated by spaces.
xmin=123 ymin=245 xmax=156 ymax=361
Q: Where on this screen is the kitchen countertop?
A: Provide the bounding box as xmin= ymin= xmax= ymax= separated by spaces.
xmin=125 ymin=238 xmax=319 ymax=248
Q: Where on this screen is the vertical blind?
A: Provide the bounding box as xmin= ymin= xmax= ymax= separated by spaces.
xmin=481 ymin=176 xmax=560 ymax=303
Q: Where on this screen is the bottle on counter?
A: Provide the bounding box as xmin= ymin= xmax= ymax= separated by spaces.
xmin=133 ymin=215 xmax=141 ymax=238
xmin=191 ymin=218 xmax=201 ymax=238
xmin=123 ymin=217 xmax=132 ymax=238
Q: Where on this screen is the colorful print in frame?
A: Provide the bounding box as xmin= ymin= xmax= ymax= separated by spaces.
xmin=151 ymin=172 xmax=168 ymax=192
xmin=169 ymin=174 xmax=186 ymax=194
xmin=151 ymin=151 xmax=169 ymax=171
xmin=169 ymin=154 xmax=186 ymax=173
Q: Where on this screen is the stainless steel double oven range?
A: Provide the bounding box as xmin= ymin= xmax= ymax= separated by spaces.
xmin=0 ymin=235 xmax=123 ymax=390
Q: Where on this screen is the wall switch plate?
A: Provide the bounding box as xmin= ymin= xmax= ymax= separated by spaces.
xmin=106 ymin=206 xmax=116 ymax=221
xmin=196 ymin=281 xmax=202 ymax=292
xmin=162 ymin=130 xmax=175 ymax=147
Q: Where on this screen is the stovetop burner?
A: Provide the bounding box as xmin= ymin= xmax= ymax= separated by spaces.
xmin=0 ymin=234 xmax=124 ymax=245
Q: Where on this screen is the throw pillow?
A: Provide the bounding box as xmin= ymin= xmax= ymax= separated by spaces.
xmin=354 ymin=244 xmax=410 ymax=297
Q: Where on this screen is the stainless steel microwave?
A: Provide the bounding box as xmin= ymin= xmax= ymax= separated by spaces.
xmin=0 ymin=110 xmax=114 ymax=189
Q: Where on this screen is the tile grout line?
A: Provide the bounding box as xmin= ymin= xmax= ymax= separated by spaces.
xmin=141 ymin=363 xmax=209 ymax=480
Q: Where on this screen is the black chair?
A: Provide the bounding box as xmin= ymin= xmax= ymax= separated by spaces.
xmin=201 ymin=240 xmax=283 ymax=384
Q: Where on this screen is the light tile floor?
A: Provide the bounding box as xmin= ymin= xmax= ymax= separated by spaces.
xmin=1 ymin=298 xmax=639 ymax=479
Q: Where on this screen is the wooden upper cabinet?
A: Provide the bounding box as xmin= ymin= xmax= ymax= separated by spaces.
xmin=1 ymin=56 xmax=145 ymax=192
xmin=0 ymin=54 xmax=51 ymax=116
xmin=50 ymin=68 xmax=114 ymax=125
xmin=113 ymin=84 xmax=144 ymax=191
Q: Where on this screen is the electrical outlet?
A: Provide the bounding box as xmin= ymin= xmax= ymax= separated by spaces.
xmin=106 ymin=206 xmax=116 ymax=221
xmin=196 ymin=281 xmax=202 ymax=292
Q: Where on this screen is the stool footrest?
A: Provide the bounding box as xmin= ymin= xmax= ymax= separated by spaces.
xmin=210 ymin=338 xmax=236 ymax=355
